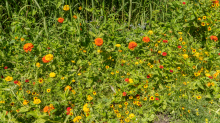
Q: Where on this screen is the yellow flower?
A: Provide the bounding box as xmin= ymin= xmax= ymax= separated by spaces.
xmin=61 ymin=77 xmax=65 ymax=79
xmin=148 ymin=30 xmax=153 ymax=35
xmin=33 ymin=99 xmax=41 ymax=104
xmin=38 ymin=78 xmax=43 ymax=83
xmin=150 ymin=65 xmax=153 ymax=68
xmin=116 ymin=71 xmax=119 ymax=73
xmin=150 ymin=96 xmax=154 ymax=100
xmin=129 ymin=113 xmax=135 ymax=119
xmin=177 ymin=67 xmax=181 ymax=70
xmin=125 ymin=117 xmax=130 ymax=122
xmin=158 ymin=51 xmax=161 ymax=54
xmin=15 ymin=37 xmax=18 ymax=39
xmin=127 ymin=73 xmax=130 ymax=75
xmin=87 ymin=95 xmax=93 ymax=101
xmin=63 ymin=5 xmax=70 ymax=11
xmin=183 ymin=54 xmax=188 ymax=59
xmin=144 ymin=84 xmax=148 ymax=88
xmin=203 ymin=16 xmax=206 ymax=20
xmin=194 ymin=52 xmax=200 ymax=58
xmin=208 ymin=27 xmax=211 ymax=31
xmin=45 ymin=54 xmax=53 ymax=61
xmin=5 ymin=76 xmax=13 ymax=81
xmin=23 ymin=100 xmax=29 ymax=105
xmin=47 ymin=89 xmax=51 ymax=93
xmin=97 ymin=50 xmax=102 ymax=53
xmin=26 ymin=90 xmax=30 ymax=94
xmin=178 ymin=32 xmax=183 ymax=35
xmin=93 ymin=91 xmax=96 ymax=95
xmin=198 ymin=18 xmax=201 ymax=20
xmin=49 ymin=72 xmax=56 ymax=77
xmin=71 ymin=60 xmax=75 ymax=63
xmin=194 ymin=72 xmax=200 ymax=77
xmin=79 ymin=6 xmax=82 ymax=10
xmin=115 ymin=44 xmax=121 ymax=47
xmin=72 ymin=79 xmax=75 ymax=82
xmin=129 ymin=78 xmax=133 ymax=83
xmin=20 ymin=38 xmax=25 ymax=41
xmin=201 ymin=22 xmax=205 ymax=26
xmin=106 ymin=66 xmax=109 ymax=69
xmin=182 ymin=42 xmax=186 ymax=45
xmin=36 ymin=62 xmax=40 ymax=67
xmin=197 ymin=96 xmax=201 ymax=100
xmin=111 ymin=72 xmax=114 ymax=75
xmin=117 ymin=113 xmax=121 ymax=118
xmin=135 ymin=62 xmax=139 ymax=65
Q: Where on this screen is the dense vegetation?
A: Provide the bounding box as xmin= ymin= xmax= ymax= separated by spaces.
xmin=0 ymin=0 xmax=220 ymax=122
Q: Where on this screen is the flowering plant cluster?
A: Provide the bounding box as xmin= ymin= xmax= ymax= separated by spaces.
xmin=0 ymin=0 xmax=220 ymax=123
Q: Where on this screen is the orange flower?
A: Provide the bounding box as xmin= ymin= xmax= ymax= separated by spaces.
xmin=128 ymin=41 xmax=137 ymax=50
xmin=65 ymin=85 xmax=72 ymax=91
xmin=94 ymin=38 xmax=103 ymax=46
xmin=23 ymin=43 xmax=34 ymax=53
xmin=43 ymin=106 xmax=50 ymax=113
xmin=73 ymin=15 xmax=77 ymax=19
xmin=58 ymin=17 xmax=64 ymax=23
xmin=210 ymin=35 xmax=218 ymax=42
xmin=142 ymin=36 xmax=150 ymax=43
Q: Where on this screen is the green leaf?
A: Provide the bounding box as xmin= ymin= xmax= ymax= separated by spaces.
xmin=34 ymin=118 xmax=46 ymax=123
xmin=19 ymin=106 xmax=31 ymax=113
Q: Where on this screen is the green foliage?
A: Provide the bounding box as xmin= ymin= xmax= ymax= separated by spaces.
xmin=0 ymin=0 xmax=220 ymax=123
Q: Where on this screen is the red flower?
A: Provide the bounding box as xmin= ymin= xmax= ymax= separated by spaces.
xmin=1 ymin=75 xmax=4 ymax=78
xmin=170 ymin=70 xmax=173 ymax=73
xmin=178 ymin=46 xmax=182 ymax=49
xmin=48 ymin=47 xmax=50 ymax=49
xmin=210 ymin=35 xmax=218 ymax=42
xmin=125 ymin=78 xmax=129 ymax=82
xmin=122 ymin=92 xmax=127 ymax=96
xmin=25 ymin=79 xmax=29 ymax=83
xmin=4 ymin=66 xmax=8 ymax=69
xmin=121 ymin=64 xmax=124 ymax=66
xmin=58 ymin=17 xmax=64 ymax=23
xmin=209 ymin=76 xmax=213 ymax=79
xmin=163 ymin=40 xmax=168 ymax=43
xmin=33 ymin=82 xmax=36 ymax=85
xmin=147 ymin=75 xmax=150 ymax=78
xmin=219 ymin=53 xmax=220 ymax=55
xmin=14 ymin=80 xmax=18 ymax=84
xmin=156 ymin=97 xmax=159 ymax=100
xmin=162 ymin=52 xmax=167 ymax=56
xmin=159 ymin=65 xmax=164 ymax=69
xmin=183 ymin=2 xmax=186 ymax=4
xmin=66 ymin=107 xmax=72 ymax=115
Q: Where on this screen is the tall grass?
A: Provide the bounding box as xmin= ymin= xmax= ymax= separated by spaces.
xmin=0 ymin=0 xmax=178 ymax=27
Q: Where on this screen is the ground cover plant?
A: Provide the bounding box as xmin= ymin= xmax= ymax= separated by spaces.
xmin=0 ymin=0 xmax=220 ymax=122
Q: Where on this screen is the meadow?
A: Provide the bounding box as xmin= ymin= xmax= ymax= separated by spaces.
xmin=0 ymin=0 xmax=220 ymax=122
